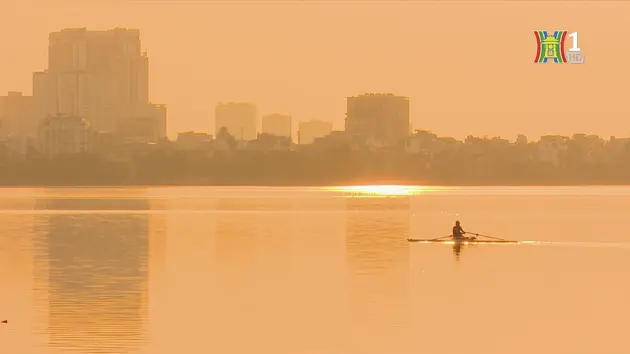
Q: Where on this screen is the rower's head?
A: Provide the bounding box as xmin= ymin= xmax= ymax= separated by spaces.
xmin=455 ymin=220 xmax=460 ymax=226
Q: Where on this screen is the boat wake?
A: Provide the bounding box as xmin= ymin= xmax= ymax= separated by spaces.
xmin=535 ymin=241 xmax=630 ymax=250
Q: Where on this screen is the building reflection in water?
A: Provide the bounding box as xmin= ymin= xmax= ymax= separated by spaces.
xmin=345 ymin=195 xmax=411 ymax=353
xmin=33 ymin=196 xmax=150 ymax=353
xmin=0 ymin=195 xmax=38 ymax=351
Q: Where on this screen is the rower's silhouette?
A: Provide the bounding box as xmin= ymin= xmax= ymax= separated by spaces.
xmin=452 ymin=220 xmax=466 ymax=241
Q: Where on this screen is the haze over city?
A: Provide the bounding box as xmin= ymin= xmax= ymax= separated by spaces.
xmin=3 ymin=3 xmax=630 ymax=354
xmin=3 ymin=0 xmax=630 ymax=140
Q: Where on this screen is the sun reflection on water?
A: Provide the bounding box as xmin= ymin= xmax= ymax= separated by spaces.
xmin=325 ymin=185 xmax=441 ymax=197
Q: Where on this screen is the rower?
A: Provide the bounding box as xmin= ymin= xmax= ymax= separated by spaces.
xmin=452 ymin=221 xmax=466 ymax=241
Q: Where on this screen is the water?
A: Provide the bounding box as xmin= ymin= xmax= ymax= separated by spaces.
xmin=0 ymin=186 xmax=629 ymax=354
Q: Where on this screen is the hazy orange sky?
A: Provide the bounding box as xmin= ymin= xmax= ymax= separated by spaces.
xmin=3 ymin=0 xmax=630 ymax=140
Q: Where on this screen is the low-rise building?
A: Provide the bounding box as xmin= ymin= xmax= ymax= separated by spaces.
xmin=176 ymin=131 xmax=212 ymax=150
xmin=37 ymin=115 xmax=90 ymax=156
xmin=298 ymin=120 xmax=332 ymax=144
xmin=312 ymin=131 xmax=350 ymax=148
xmin=537 ymin=135 xmax=569 ymax=166
xmin=118 ymin=112 xmax=164 ymax=143
xmin=406 ymin=130 xmax=437 ymax=154
xmin=249 ymin=133 xmax=292 ymax=151
xmin=91 ymin=131 xmax=158 ymax=161
xmin=262 ymin=113 xmax=292 ymax=139
xmin=0 ymin=91 xmax=38 ymax=137
xmin=215 ymin=102 xmax=257 ymax=141
xmin=608 ymin=136 xmax=630 ymax=155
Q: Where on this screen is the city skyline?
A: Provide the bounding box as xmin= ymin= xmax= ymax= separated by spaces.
xmin=3 ymin=2 xmax=630 ymax=140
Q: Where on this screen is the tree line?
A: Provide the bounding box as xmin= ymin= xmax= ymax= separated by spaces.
xmin=1 ymin=140 xmax=630 ymax=186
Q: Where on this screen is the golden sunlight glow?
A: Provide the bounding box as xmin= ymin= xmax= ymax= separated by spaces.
xmin=325 ymin=185 xmax=437 ymax=196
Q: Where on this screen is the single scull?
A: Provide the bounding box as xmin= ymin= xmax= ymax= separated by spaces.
xmin=407 ymin=238 xmax=518 ymax=244
xmin=408 ymin=232 xmax=518 ymax=244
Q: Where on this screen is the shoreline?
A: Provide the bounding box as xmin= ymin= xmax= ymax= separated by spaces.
xmin=2 ymin=182 xmax=630 ymax=188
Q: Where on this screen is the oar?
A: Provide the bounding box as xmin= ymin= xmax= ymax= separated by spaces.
xmin=467 ymin=232 xmax=507 ymax=241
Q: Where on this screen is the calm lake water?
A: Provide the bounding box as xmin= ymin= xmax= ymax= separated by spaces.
xmin=0 ymin=186 xmax=629 ymax=354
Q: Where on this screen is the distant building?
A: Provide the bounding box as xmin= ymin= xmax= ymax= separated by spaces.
xmin=312 ymin=130 xmax=351 ymax=147
xmin=571 ymin=133 xmax=606 ymax=163
xmin=38 ymin=115 xmax=90 ymax=156
xmin=538 ymin=135 xmax=569 ymax=166
xmin=431 ymin=136 xmax=463 ymax=156
xmin=262 ymin=113 xmax=291 ymax=138
xmin=298 ymin=120 xmax=332 ymax=144
xmin=128 ymin=103 xmax=167 ymax=139
xmin=609 ymin=136 xmax=630 ymax=153
xmin=215 ymin=102 xmax=257 ymax=141
xmin=32 ymin=71 xmax=57 ymax=120
xmin=112 ymin=139 xmax=157 ymax=161
xmin=406 ymin=130 xmax=437 ymax=154
xmin=607 ymin=136 xmax=630 ymax=166
xmin=35 ymin=27 xmax=159 ymax=133
xmin=90 ymin=131 xmax=156 ymax=161
xmin=571 ymin=133 xmax=605 ymax=149
xmin=117 ymin=104 xmax=167 ymax=142
xmin=118 ymin=117 xmax=159 ymax=143
xmin=345 ymin=93 xmax=410 ymax=147
xmin=465 ymin=135 xmax=511 ymax=148
xmin=90 ymin=131 xmax=119 ymax=156
xmin=516 ymin=134 xmax=528 ymax=145
xmin=176 ymin=131 xmax=212 ymax=150
xmin=1 ymin=136 xmax=37 ymax=157
xmin=0 ymin=91 xmax=38 ymax=137
xmin=249 ymin=133 xmax=292 ymax=151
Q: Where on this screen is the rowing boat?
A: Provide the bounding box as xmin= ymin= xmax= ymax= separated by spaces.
xmin=407 ymin=238 xmax=518 ymax=244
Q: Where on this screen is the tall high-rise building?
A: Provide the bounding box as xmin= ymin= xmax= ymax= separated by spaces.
xmin=262 ymin=113 xmax=291 ymax=138
xmin=215 ymin=102 xmax=257 ymax=141
xmin=345 ymin=93 xmax=410 ymax=147
xmin=298 ymin=120 xmax=332 ymax=144
xmin=34 ymin=28 xmax=160 ymax=133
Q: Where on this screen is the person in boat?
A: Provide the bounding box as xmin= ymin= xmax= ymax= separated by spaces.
xmin=452 ymin=221 xmax=466 ymax=241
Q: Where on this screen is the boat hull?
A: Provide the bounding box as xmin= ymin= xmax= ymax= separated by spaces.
xmin=407 ymin=238 xmax=518 ymax=244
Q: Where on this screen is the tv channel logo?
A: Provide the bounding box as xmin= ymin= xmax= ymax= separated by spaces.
xmin=534 ymin=30 xmax=584 ymax=64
